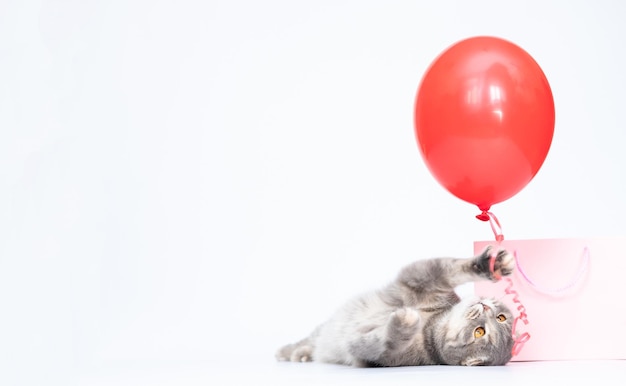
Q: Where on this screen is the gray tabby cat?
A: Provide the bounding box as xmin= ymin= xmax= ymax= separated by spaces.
xmin=276 ymin=246 xmax=515 ymax=367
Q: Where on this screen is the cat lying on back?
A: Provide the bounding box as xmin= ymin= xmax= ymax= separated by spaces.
xmin=276 ymin=246 xmax=515 ymax=367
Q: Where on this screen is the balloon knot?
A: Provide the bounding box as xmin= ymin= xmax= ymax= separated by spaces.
xmin=476 ymin=211 xmax=490 ymax=221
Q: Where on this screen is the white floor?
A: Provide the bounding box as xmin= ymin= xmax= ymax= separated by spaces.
xmin=63 ymin=359 xmax=625 ymax=386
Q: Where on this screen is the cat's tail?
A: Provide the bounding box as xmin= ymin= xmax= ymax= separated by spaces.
xmin=275 ymin=326 xmax=321 ymax=363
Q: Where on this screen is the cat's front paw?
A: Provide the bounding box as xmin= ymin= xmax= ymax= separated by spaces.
xmin=392 ymin=307 xmax=420 ymax=327
xmin=388 ymin=307 xmax=420 ymax=335
xmin=493 ymin=249 xmax=514 ymax=279
xmin=385 ymin=308 xmax=420 ymax=352
xmin=473 ymin=247 xmax=515 ymax=281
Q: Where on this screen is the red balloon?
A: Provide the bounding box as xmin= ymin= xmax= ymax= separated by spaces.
xmin=414 ymin=36 xmax=555 ymax=216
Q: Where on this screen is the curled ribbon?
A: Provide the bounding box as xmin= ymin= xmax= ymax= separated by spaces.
xmin=504 ymin=276 xmax=531 ymax=356
xmin=481 ymin=211 xmax=530 ymax=356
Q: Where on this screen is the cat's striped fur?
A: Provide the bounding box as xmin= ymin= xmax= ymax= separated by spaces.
xmin=276 ymin=247 xmax=515 ymax=367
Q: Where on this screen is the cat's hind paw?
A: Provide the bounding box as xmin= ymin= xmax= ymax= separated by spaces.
xmin=289 ymin=345 xmax=313 ymax=362
xmin=275 ymin=343 xmax=314 ymax=363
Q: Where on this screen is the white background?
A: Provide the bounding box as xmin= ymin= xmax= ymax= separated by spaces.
xmin=1 ymin=1 xmax=625 ymax=385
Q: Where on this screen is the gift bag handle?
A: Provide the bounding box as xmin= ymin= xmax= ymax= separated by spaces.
xmin=514 ymin=247 xmax=590 ymax=295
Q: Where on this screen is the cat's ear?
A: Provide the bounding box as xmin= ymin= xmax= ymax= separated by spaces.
xmin=461 ymin=356 xmax=487 ymax=366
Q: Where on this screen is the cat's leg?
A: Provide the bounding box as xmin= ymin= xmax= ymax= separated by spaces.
xmin=397 ymin=247 xmax=515 ymax=295
xmin=275 ymin=336 xmax=314 ymax=362
xmin=276 ymin=326 xmax=321 ymax=363
xmin=347 ymin=307 xmax=420 ymax=366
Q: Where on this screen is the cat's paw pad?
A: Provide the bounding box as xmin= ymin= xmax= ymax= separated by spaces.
xmin=475 ymin=247 xmax=515 ymax=280
xmin=493 ymin=249 xmax=514 ymax=278
xmin=392 ymin=307 xmax=419 ymax=327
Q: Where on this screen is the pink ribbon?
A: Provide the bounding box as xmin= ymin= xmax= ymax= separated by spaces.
xmin=481 ymin=211 xmax=530 ymax=356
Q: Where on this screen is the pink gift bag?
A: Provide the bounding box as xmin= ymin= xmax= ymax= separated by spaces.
xmin=474 ymin=237 xmax=626 ymax=361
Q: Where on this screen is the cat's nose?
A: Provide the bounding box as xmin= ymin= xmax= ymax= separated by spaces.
xmin=482 ymin=303 xmax=491 ymax=312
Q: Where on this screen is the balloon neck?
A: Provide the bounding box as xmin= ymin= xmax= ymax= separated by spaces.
xmin=476 ymin=209 xmax=505 ymax=243
xmin=476 ymin=207 xmax=491 ymax=222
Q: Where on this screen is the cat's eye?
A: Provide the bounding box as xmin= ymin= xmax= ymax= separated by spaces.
xmin=496 ymin=314 xmax=507 ymax=322
xmin=474 ymin=327 xmax=485 ymax=338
